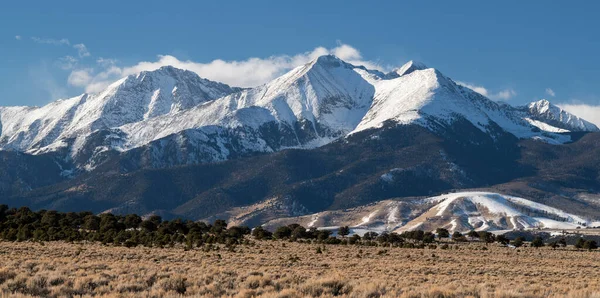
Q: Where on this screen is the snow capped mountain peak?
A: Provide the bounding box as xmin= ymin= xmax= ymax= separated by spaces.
xmin=118 ymin=54 xmax=378 ymax=154
xmin=390 ymin=60 xmax=429 ymax=77
xmin=2 ymin=55 xmax=600 ymax=172
xmin=311 ymin=54 xmax=348 ymax=67
xmin=0 ymin=66 xmax=239 ymax=154
xmin=525 ymin=99 xmax=599 ymax=132
xmin=352 ymin=66 xmax=580 ymax=143
xmin=528 ymin=99 xmax=552 ymax=113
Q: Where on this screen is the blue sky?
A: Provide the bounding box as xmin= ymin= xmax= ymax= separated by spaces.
xmin=1 ymin=1 xmax=600 ymax=121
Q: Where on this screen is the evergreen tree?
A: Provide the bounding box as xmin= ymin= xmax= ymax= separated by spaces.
xmin=273 ymin=226 xmax=292 ymax=239
xmin=575 ymin=238 xmax=585 ymax=249
xmin=124 ymin=214 xmax=142 ymax=229
xmin=291 ymin=226 xmax=307 ymax=239
xmin=531 ymin=236 xmax=544 ymax=248
xmin=148 ymin=215 xmax=163 ymax=226
xmin=211 ymin=219 xmax=227 ymax=233
xmin=363 ymin=231 xmax=379 ymax=241
xmin=558 ymin=238 xmax=567 ymax=247
xmin=83 ymin=215 xmax=100 ymax=231
xmin=583 ymin=240 xmax=598 ymax=250
xmin=251 ymin=226 xmax=272 ymax=240
xmin=338 ymin=226 xmax=350 ymax=238
xmin=436 ymin=228 xmax=450 ymax=239
xmin=496 ymin=234 xmax=509 ymax=245
xmin=511 ymin=237 xmax=524 ymax=248
xmin=467 ymin=230 xmax=479 ymax=239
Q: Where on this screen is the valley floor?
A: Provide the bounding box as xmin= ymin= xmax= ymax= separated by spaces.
xmin=0 ymin=240 xmax=599 ymax=297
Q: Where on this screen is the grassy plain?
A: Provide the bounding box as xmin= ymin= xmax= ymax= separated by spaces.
xmin=0 ymin=240 xmax=599 ymax=297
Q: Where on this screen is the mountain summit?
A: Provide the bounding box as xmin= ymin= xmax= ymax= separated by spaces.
xmin=390 ymin=60 xmax=428 ymax=77
xmin=523 ymin=99 xmax=598 ymax=132
xmin=0 ymin=66 xmax=237 ymax=155
xmin=0 ymin=55 xmax=597 ymax=171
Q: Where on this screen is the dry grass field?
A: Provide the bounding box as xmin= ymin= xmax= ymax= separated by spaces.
xmin=0 ymin=240 xmax=599 ymax=297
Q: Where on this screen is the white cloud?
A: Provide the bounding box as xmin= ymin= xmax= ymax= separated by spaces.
xmin=67 ymin=68 xmax=94 ymax=87
xmin=71 ymin=44 xmax=385 ymax=93
xmin=73 ymin=43 xmax=90 ymax=58
xmin=29 ymin=63 xmax=68 ymax=101
xmin=546 ymin=88 xmax=556 ymax=97
xmin=15 ymin=35 xmax=21 ymax=40
xmin=493 ymin=89 xmax=517 ymax=100
xmin=29 ymin=37 xmax=91 ymax=62
xmin=456 ymin=81 xmax=490 ymax=97
xmin=31 ymin=37 xmax=70 ymax=46
xmin=557 ymin=103 xmax=600 ymax=127
xmin=456 ymin=81 xmax=516 ymax=101
xmin=56 ymin=56 xmax=78 ymax=70
xmin=96 ymin=57 xmax=117 ymax=67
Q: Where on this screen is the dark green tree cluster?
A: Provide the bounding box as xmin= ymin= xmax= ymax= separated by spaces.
xmin=266 ymin=224 xmax=337 ymax=243
xmin=250 ymin=223 xmax=444 ymax=248
xmin=0 ymin=205 xmax=250 ymax=248
xmin=575 ymin=238 xmax=598 ymax=250
xmin=399 ymin=230 xmax=436 ymax=243
xmin=3 ymin=205 xmax=596 ymax=251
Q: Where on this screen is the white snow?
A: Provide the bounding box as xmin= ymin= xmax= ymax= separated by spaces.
xmin=425 ymin=191 xmax=593 ymax=231
xmin=1 ymin=55 xmax=597 ymax=169
xmin=355 ymin=210 xmax=378 ymax=227
xmin=527 ymin=99 xmax=599 ymax=132
xmin=0 ymin=66 xmax=236 ymax=155
xmin=525 ymin=118 xmax=570 ymax=133
xmin=307 ymin=214 xmax=320 ymax=228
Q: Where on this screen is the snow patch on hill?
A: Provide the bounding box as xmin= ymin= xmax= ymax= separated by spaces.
xmin=263 ymin=191 xmax=599 ymax=234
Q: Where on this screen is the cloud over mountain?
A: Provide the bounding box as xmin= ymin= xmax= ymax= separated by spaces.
xmin=69 ymin=44 xmax=385 ymax=93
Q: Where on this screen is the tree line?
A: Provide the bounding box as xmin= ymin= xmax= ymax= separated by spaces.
xmin=0 ymin=205 xmax=597 ymax=250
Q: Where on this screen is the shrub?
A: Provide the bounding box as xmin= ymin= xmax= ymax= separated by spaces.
xmin=117 ymin=284 xmax=146 ymax=293
xmin=575 ymin=238 xmax=585 ymax=249
xmin=160 ymin=276 xmax=187 ymax=294
xmin=583 ymin=240 xmax=598 ymax=250
xmin=349 ymin=234 xmax=360 ymax=245
xmin=6 ymin=277 xmax=27 ymax=294
xmin=25 ymin=275 xmax=49 ymax=296
xmin=0 ymin=269 xmax=16 ymax=285
xmin=124 ymin=240 xmax=137 ymax=248
xmin=436 ymin=228 xmax=450 ymax=239
xmin=300 ymin=278 xmax=352 ymax=297
xmin=531 ymin=237 xmax=544 ymax=248
xmin=511 ymin=237 xmax=524 ymax=248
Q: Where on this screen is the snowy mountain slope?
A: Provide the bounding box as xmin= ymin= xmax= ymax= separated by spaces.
xmin=262 ymin=192 xmax=600 ymax=234
xmin=118 ymin=55 xmax=376 ymax=151
xmin=352 ymin=64 xmax=572 ymax=144
xmin=0 ymin=66 xmax=238 ymax=154
xmin=408 ymin=192 xmax=594 ymax=232
xmin=521 ymin=99 xmax=599 ymax=132
xmin=84 ymin=57 xmax=593 ymax=166
xmin=1 ymin=55 xmax=598 ymax=172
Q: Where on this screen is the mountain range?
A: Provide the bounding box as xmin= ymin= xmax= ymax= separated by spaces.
xmin=1 ymin=55 xmax=599 ymax=233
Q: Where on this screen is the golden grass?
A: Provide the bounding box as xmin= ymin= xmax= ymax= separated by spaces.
xmin=0 ymin=240 xmax=599 ymax=297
